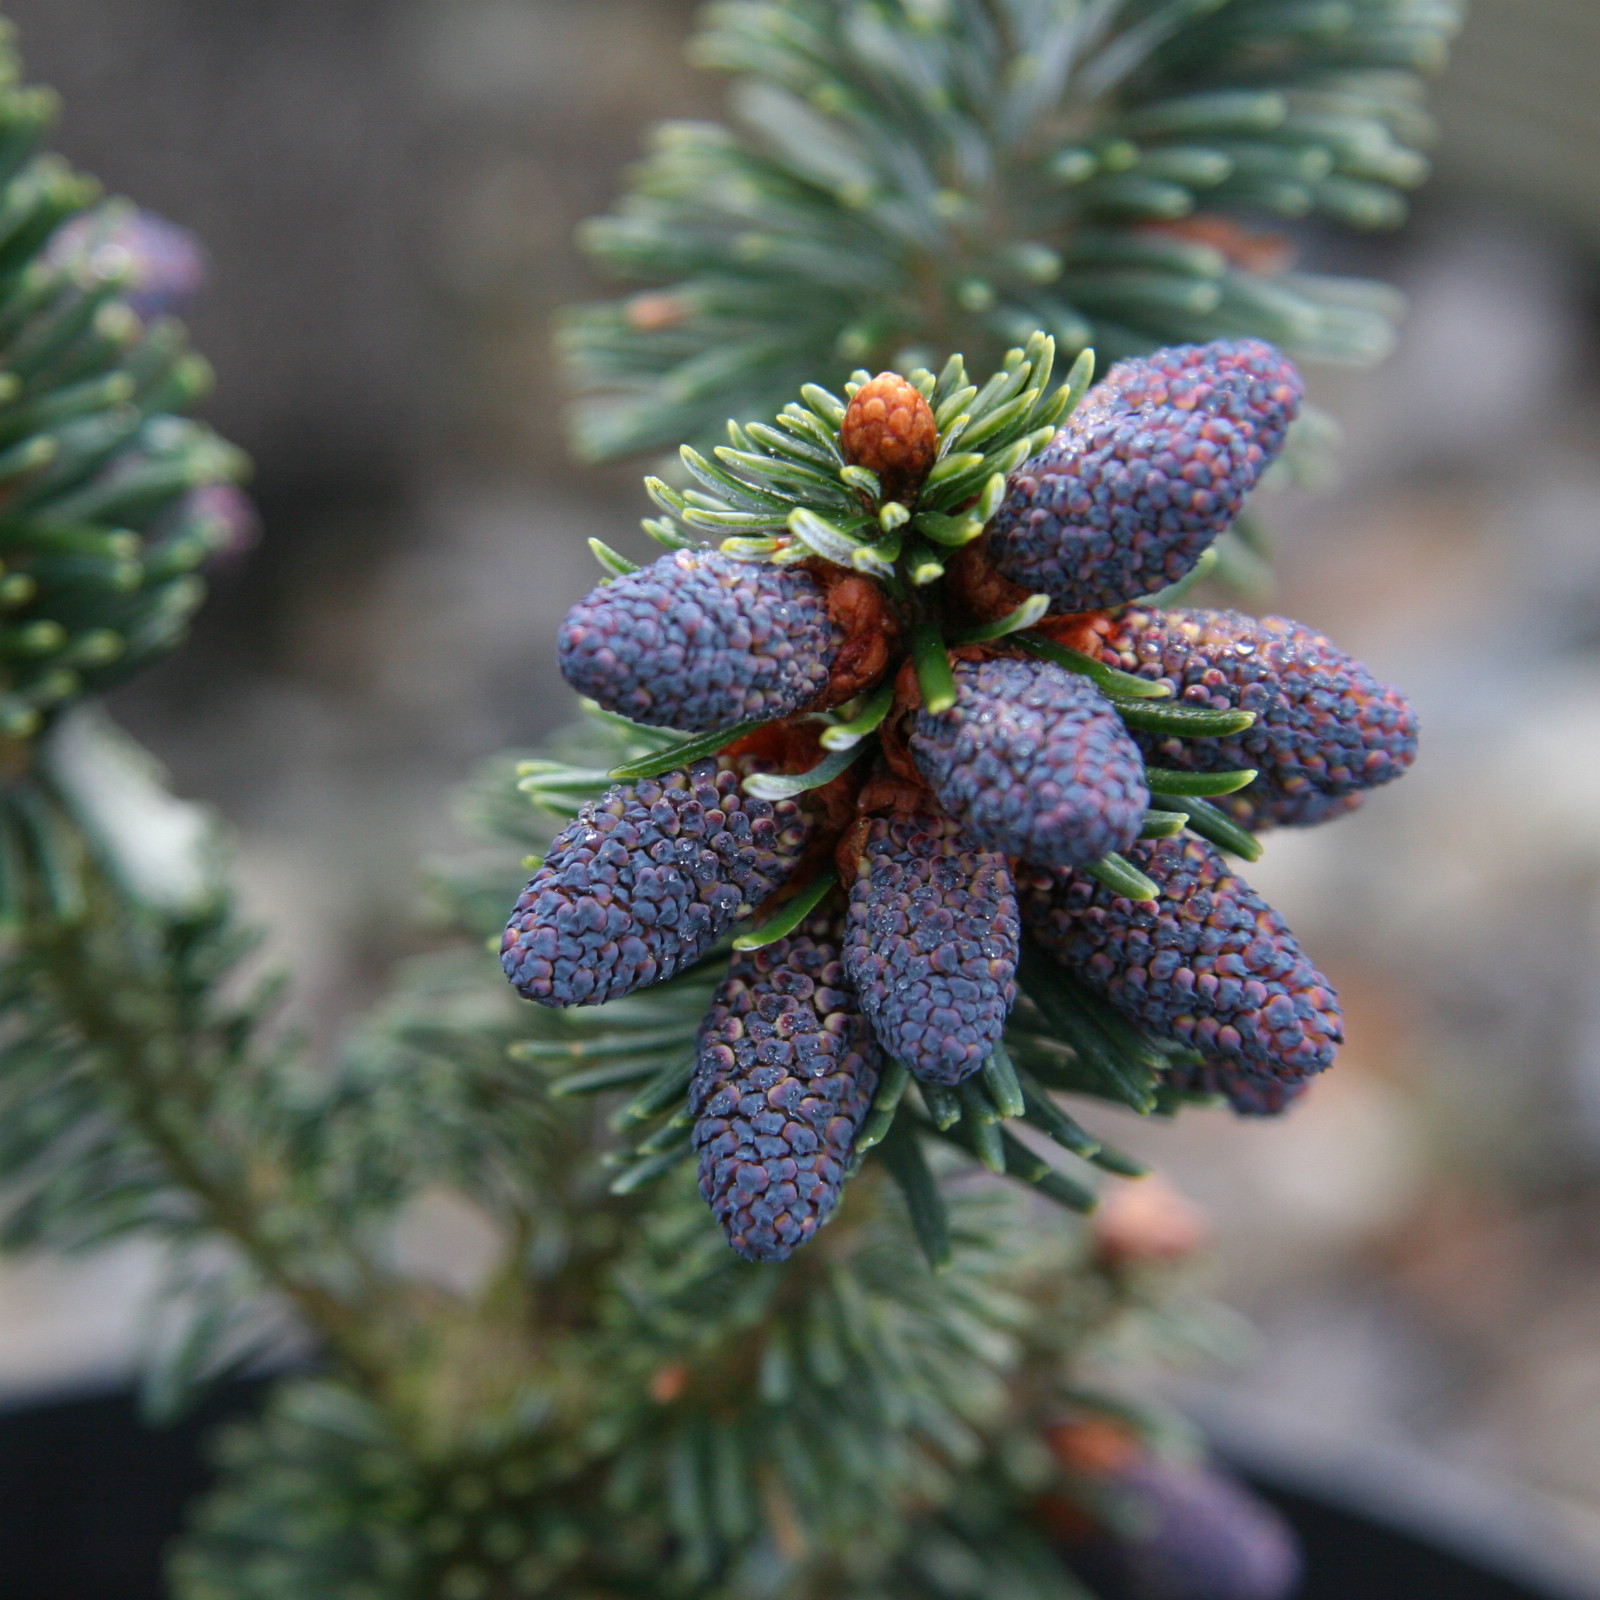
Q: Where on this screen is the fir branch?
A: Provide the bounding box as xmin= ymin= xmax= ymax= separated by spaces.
xmin=0 ymin=12 xmax=1419 ymax=1598
xmin=564 ymin=0 xmax=1462 ymax=459
xmin=2 ymin=809 xmax=394 ymax=1393
xmin=0 ymin=27 xmax=247 ymax=745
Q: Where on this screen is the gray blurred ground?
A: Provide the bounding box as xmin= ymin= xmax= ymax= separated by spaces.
xmin=5 ymin=0 xmax=1600 ymax=1581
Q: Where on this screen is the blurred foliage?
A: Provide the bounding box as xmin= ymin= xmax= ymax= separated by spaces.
xmin=566 ymin=0 xmax=1462 ymax=462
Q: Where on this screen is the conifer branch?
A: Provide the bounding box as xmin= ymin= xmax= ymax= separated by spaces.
xmin=0 ymin=11 xmax=1442 ymax=1597
xmin=564 ymin=0 xmax=1462 ymax=460
xmin=21 ymin=880 xmax=387 ymax=1385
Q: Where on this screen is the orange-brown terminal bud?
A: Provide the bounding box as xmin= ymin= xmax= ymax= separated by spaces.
xmin=625 ymin=292 xmax=691 ymax=331
xmin=841 ymin=373 xmax=938 ymax=502
xmin=1092 ymin=1175 xmax=1210 ymax=1269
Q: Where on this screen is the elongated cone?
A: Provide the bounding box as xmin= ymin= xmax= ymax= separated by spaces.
xmin=1043 ymin=1421 xmax=1300 ymax=1600
xmin=1222 ymin=788 xmax=1366 ymax=833
xmin=987 ymin=340 xmax=1302 ymax=610
xmin=1087 ymin=1457 xmax=1300 ymax=1600
xmin=691 ymin=908 xmax=880 ymax=1262
xmin=1162 ymin=1057 xmax=1310 ymax=1117
xmin=501 ymin=759 xmax=809 ymax=1006
xmin=1095 ymin=607 xmax=1418 ymax=827
xmin=843 ymin=811 xmax=1020 ymax=1086
xmin=910 ymin=655 xmax=1148 ymax=869
xmin=558 ymin=547 xmax=840 ymax=731
xmin=1018 ymin=836 xmax=1341 ymax=1103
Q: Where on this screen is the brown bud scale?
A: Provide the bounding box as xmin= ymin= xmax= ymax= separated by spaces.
xmin=944 ymin=535 xmax=1034 ymax=629
xmin=802 ymin=564 xmax=899 ymax=712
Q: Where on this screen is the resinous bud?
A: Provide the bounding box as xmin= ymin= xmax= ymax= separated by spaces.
xmin=840 ymin=372 xmax=938 ymax=502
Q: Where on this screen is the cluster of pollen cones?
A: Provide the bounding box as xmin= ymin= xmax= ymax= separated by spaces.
xmin=503 ymin=339 xmax=1418 ymax=1262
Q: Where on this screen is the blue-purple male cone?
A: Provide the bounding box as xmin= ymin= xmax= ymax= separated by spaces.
xmin=1043 ymin=1418 xmax=1301 ymax=1600
xmin=910 ymin=655 xmax=1148 ymax=869
xmin=501 ymin=758 xmax=810 ymax=1007
xmin=986 ymin=339 xmax=1303 ymax=611
xmin=558 ymin=547 xmax=841 ymax=732
xmin=1091 ymin=606 xmax=1419 ymax=829
xmin=691 ymin=909 xmax=881 ymax=1263
xmin=1017 ymin=834 xmax=1342 ymax=1113
xmin=48 ymin=203 xmax=208 ymax=321
xmin=843 ymin=811 xmax=1020 ymax=1087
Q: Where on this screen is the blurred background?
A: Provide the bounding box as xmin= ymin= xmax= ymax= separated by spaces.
xmin=3 ymin=0 xmax=1600 ymax=1588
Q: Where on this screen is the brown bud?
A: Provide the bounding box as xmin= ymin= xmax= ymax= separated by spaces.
xmin=1045 ymin=1416 xmax=1142 ymax=1477
xmin=810 ymin=566 xmax=897 ymax=710
xmin=1146 ymin=215 xmax=1295 ymax=276
xmin=1035 ymin=1417 xmax=1144 ymax=1544
xmin=1092 ymin=1175 xmax=1210 ymax=1268
xmin=841 ymin=373 xmax=938 ymax=502
xmin=625 ymin=292 xmax=690 ymax=331
xmin=945 ymin=534 xmax=1034 ymax=629
xmin=649 ymin=1362 xmax=690 ymax=1403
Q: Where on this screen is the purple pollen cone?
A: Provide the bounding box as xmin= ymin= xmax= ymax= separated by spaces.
xmin=558 ymin=547 xmax=840 ymax=731
xmin=48 ymin=204 xmax=207 ymax=321
xmin=910 ymin=655 xmax=1148 ymax=870
xmin=1162 ymin=1059 xmax=1310 ymax=1117
xmin=1223 ymin=788 xmax=1367 ymax=833
xmin=843 ymin=811 xmax=1020 ymax=1087
xmin=1071 ymin=1456 xmax=1302 ymax=1600
xmin=501 ymin=759 xmax=809 ymax=1006
xmin=1018 ymin=835 xmax=1341 ymax=1107
xmin=1096 ymin=607 xmax=1418 ymax=828
xmin=691 ymin=909 xmax=881 ymax=1263
xmin=987 ymin=339 xmax=1303 ymax=611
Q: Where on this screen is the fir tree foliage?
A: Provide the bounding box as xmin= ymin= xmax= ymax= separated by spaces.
xmin=0 ymin=9 xmax=1450 ymax=1599
xmin=564 ymin=0 xmax=1464 ymax=463
xmin=0 ymin=26 xmax=242 ymax=756
xmin=14 ymin=700 xmax=1215 ymax=1598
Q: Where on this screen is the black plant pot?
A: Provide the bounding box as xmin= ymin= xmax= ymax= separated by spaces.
xmin=0 ymin=1383 xmax=1584 ymax=1600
